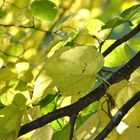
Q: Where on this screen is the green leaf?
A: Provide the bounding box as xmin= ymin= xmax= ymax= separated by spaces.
xmin=51 ymin=119 xmax=64 ymax=131
xmin=128 ymin=38 xmax=140 ymax=52
xmin=0 ymin=94 xmax=26 ymax=140
xmin=31 ymin=0 xmax=58 ymax=21
xmin=5 ymin=43 xmax=24 ymax=57
xmin=102 ymin=40 xmax=132 ymax=67
xmin=52 ymin=124 xmax=71 ymax=140
xmin=101 ymin=17 xmax=133 ymax=30
xmin=40 ymin=94 xmax=58 ymax=115
xmin=0 ymin=10 xmax=6 ymax=19
xmin=11 ymin=30 xmax=26 ymax=43
xmin=15 ymin=80 xmax=27 ymax=91
xmin=121 ymin=4 xmax=140 ymax=20
xmin=45 ymin=46 xmax=104 ymax=96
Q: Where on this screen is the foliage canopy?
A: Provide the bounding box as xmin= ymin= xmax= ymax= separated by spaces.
xmin=0 ymin=0 xmax=140 ymax=140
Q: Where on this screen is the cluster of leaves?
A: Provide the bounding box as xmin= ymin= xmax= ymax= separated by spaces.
xmin=0 ymin=0 xmax=140 ymax=140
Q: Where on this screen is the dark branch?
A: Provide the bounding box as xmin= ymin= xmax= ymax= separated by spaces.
xmin=18 ymin=51 xmax=140 ymax=136
xmin=69 ymin=113 xmax=77 ymax=140
xmin=94 ymin=91 xmax=140 ymax=140
xmin=102 ymin=23 xmax=140 ymax=57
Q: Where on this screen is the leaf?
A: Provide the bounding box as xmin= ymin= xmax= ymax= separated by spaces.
xmin=0 ymin=94 xmax=26 ymax=140
xmin=107 ymin=75 xmax=140 ymax=109
xmin=75 ymin=112 xmax=99 ymax=140
xmin=128 ymin=38 xmax=140 ymax=52
xmin=87 ymin=19 xmax=111 ymax=40
xmin=123 ymin=102 xmax=140 ymax=126
xmin=0 ymin=67 xmax=16 ymax=81
xmin=31 ymin=125 xmax=53 ymax=140
xmin=45 ymin=46 xmax=104 ymax=96
xmin=52 ymin=124 xmax=71 ymax=140
xmin=31 ymin=0 xmax=58 ymax=21
xmin=5 ymin=43 xmax=24 ymax=57
xmin=40 ymin=94 xmax=58 ymax=115
xmin=11 ymin=30 xmax=26 ymax=43
xmin=121 ymin=4 xmax=140 ymax=20
xmin=101 ymin=17 xmax=133 ymax=30
xmin=32 ymin=70 xmax=54 ymax=104
xmin=118 ymin=126 xmax=140 ymax=140
xmin=102 ymin=40 xmax=132 ymax=67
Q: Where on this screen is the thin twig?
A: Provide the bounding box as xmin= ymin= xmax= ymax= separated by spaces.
xmin=0 ymin=23 xmax=48 ymax=32
xmin=94 ymin=91 xmax=140 ymax=140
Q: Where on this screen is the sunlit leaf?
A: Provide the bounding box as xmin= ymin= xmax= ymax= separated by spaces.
xmin=31 ymin=125 xmax=53 ymax=140
xmin=0 ymin=67 xmax=16 ymax=81
xmin=118 ymin=126 xmax=140 ymax=140
xmin=51 ymin=119 xmax=64 ymax=131
xmin=121 ymin=4 xmax=140 ymax=20
xmin=128 ymin=38 xmax=140 ymax=52
xmin=40 ymin=94 xmax=58 ymax=115
xmin=31 ymin=0 xmax=58 ymax=21
xmin=101 ymin=17 xmax=132 ymax=30
xmin=45 ymin=46 xmax=104 ymax=96
xmin=0 ymin=94 xmax=26 ymax=140
xmin=102 ymin=40 xmax=132 ymax=67
xmin=107 ymin=76 xmax=140 ymax=109
xmin=52 ymin=124 xmax=70 ymax=140
xmin=5 ymin=43 xmax=24 ymax=57
xmin=123 ymin=102 xmax=140 ymax=126
xmin=75 ymin=112 xmax=99 ymax=140
xmin=32 ymin=70 xmax=54 ymax=104
xmin=87 ymin=19 xmax=111 ymax=40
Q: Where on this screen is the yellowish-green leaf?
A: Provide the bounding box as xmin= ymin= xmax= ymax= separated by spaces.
xmin=32 ymin=70 xmax=54 ymax=104
xmin=0 ymin=94 xmax=26 ymax=140
xmin=107 ymin=77 xmax=140 ymax=109
xmin=0 ymin=67 xmax=16 ymax=81
xmin=128 ymin=38 xmax=140 ymax=52
xmin=75 ymin=112 xmax=99 ymax=140
xmin=87 ymin=19 xmax=111 ymax=40
xmin=45 ymin=46 xmax=104 ymax=96
xmin=31 ymin=125 xmax=53 ymax=140
xmin=102 ymin=40 xmax=132 ymax=67
xmin=121 ymin=4 xmax=140 ymax=20
xmin=5 ymin=43 xmax=24 ymax=57
xmin=101 ymin=17 xmax=132 ymax=30
xmin=52 ymin=124 xmax=70 ymax=140
xmin=123 ymin=102 xmax=140 ymax=126
xmin=118 ymin=126 xmax=140 ymax=140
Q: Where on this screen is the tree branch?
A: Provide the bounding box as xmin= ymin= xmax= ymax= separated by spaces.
xmin=102 ymin=23 xmax=140 ymax=57
xmin=18 ymin=51 xmax=140 ymax=136
xmin=94 ymin=91 xmax=140 ymax=140
xmin=69 ymin=113 xmax=77 ymax=140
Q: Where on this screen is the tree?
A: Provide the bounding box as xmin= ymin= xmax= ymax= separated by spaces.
xmin=0 ymin=0 xmax=140 ymax=139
